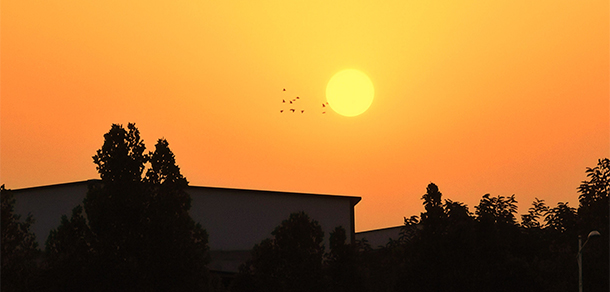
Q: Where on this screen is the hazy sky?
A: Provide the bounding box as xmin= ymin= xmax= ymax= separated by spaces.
xmin=2 ymin=1 xmax=608 ymax=231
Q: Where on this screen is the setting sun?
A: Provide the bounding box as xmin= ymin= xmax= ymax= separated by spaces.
xmin=326 ymin=69 xmax=375 ymax=117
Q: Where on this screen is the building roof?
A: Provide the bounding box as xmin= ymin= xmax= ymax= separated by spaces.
xmin=356 ymin=225 xmax=403 ymax=235
xmin=10 ymin=179 xmax=362 ymax=207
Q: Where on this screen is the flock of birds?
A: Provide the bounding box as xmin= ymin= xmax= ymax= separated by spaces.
xmin=279 ymin=88 xmax=329 ymax=114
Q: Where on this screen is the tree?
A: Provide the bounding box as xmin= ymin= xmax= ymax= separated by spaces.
xmin=544 ymin=202 xmax=577 ymax=235
xmin=530 ymin=201 xmax=580 ymax=292
xmin=578 ymin=158 xmax=609 ymax=231
xmin=577 ymin=158 xmax=609 ymax=292
xmin=82 ymin=123 xmax=151 ymax=291
xmin=1 ymin=185 xmax=40 ymax=292
xmin=325 ymin=226 xmax=367 ymax=292
xmin=42 ymin=205 xmax=95 ymax=292
xmin=44 ymin=123 xmax=210 ymax=291
xmin=475 ymin=194 xmax=518 ymax=228
xmin=395 ymin=184 xmax=478 ymax=292
xmin=420 ymin=183 xmax=446 ymax=236
xmin=472 ymin=194 xmax=532 ymax=292
xmin=233 ymin=212 xmax=326 ymax=292
xmin=141 ymin=138 xmax=210 ymax=292
xmin=521 ymin=198 xmax=548 ymax=229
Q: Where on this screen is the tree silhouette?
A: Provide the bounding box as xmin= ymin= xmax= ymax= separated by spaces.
xmin=529 ymin=201 xmax=579 ymax=292
xmin=545 ymin=202 xmax=577 ymax=235
xmin=44 ymin=123 xmax=210 ymax=291
xmin=1 ymin=185 xmax=40 ymax=292
xmin=521 ymin=198 xmax=548 ymax=229
xmin=420 ymin=183 xmax=446 ymax=236
xmin=577 ymin=158 xmax=609 ymax=292
xmin=42 ymin=205 xmax=95 ymax=291
xmin=394 ymin=184 xmax=479 ymax=292
xmin=141 ymin=138 xmax=210 ymax=292
xmin=325 ymin=226 xmax=367 ymax=292
xmin=232 ymin=212 xmax=327 ymax=292
xmin=82 ymin=123 xmax=150 ymax=291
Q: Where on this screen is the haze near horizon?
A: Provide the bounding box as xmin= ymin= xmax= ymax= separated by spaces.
xmin=1 ymin=0 xmax=608 ymax=231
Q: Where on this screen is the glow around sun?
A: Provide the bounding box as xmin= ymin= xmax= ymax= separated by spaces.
xmin=326 ymin=69 xmax=375 ymax=117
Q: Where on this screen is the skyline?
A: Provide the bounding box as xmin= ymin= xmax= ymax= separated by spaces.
xmin=2 ymin=1 xmax=608 ymax=231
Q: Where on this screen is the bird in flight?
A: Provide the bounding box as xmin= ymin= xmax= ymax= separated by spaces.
xmin=278 ymin=88 xmax=328 ymax=115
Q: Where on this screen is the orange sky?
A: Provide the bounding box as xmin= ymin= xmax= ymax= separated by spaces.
xmin=2 ymin=1 xmax=608 ymax=232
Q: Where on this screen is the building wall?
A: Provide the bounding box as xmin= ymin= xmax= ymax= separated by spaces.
xmin=11 ymin=181 xmax=359 ymax=252
xmin=12 ymin=181 xmax=92 ymax=246
xmin=356 ymin=226 xmax=403 ymax=249
xmin=187 ymin=186 xmax=357 ymax=251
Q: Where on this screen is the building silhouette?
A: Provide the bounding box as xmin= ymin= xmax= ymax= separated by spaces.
xmin=11 ymin=180 xmax=361 ymax=273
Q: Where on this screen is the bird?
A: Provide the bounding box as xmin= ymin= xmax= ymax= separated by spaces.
xmin=282 ymin=99 xmax=285 ymax=103
xmin=280 ymin=110 xmax=284 ymax=113
xmin=322 ymin=112 xmax=326 ymax=114
xmin=322 ymin=103 xmax=326 ymax=107
xmin=301 ymin=110 xmax=304 ymax=113
xmin=290 ymin=109 xmax=295 ymax=112
xmin=289 ymin=101 xmax=293 ymax=104
xmin=283 ymin=88 xmax=286 ymax=91
xmin=296 ymin=96 xmax=300 ymax=99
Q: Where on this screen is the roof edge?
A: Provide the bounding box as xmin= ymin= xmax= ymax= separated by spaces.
xmin=9 ymin=180 xmax=362 ymax=205
xmin=356 ymin=225 xmax=403 ymax=234
xmin=188 ymin=185 xmax=362 ymax=205
xmin=9 ymin=179 xmax=101 ymax=192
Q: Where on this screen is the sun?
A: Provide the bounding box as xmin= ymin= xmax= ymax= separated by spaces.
xmin=326 ymin=69 xmax=375 ymax=117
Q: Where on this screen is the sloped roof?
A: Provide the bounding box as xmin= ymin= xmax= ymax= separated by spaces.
xmin=11 ymin=179 xmax=362 ymax=207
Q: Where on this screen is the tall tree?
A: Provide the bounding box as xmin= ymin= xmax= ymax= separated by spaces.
xmin=1 ymin=185 xmax=40 ymax=292
xmin=83 ymin=123 xmax=150 ymax=291
xmin=142 ymin=138 xmax=210 ymax=292
xmin=420 ymin=183 xmax=446 ymax=236
xmin=396 ymin=184 xmax=478 ymax=292
xmin=44 ymin=123 xmax=210 ymax=291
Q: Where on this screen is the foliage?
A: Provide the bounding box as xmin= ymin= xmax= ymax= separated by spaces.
xmin=544 ymin=202 xmax=577 ymax=234
xmin=1 ymin=185 xmax=40 ymax=292
xmin=42 ymin=205 xmax=95 ymax=291
xmin=419 ymin=183 xmax=446 ymax=236
xmin=521 ymin=198 xmax=548 ymax=229
xmin=325 ymin=226 xmax=368 ymax=292
xmin=8 ymin=122 xmax=608 ymax=292
xmin=475 ymin=193 xmax=518 ymax=228
xmin=577 ymin=158 xmax=609 ymax=292
xmin=43 ymin=123 xmax=210 ymax=292
xmin=232 ymin=212 xmax=326 ymax=292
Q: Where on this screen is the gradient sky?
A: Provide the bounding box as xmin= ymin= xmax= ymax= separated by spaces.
xmin=2 ymin=1 xmax=608 ymax=231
